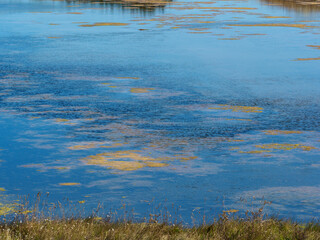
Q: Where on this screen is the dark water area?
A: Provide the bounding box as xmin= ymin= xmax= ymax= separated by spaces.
xmin=0 ymin=0 xmax=320 ymax=223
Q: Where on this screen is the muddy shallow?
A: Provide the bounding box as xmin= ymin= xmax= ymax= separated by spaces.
xmin=0 ymin=0 xmax=320 ymax=222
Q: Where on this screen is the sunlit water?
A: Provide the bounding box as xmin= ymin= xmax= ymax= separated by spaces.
xmin=0 ymin=0 xmax=320 ymax=223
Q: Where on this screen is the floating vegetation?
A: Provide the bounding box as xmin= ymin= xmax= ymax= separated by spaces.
xmin=67 ymin=12 xmax=83 ymax=14
xmin=59 ymin=183 xmax=81 ymax=186
xmin=223 ymin=209 xmax=239 ymax=213
xmin=262 ymin=16 xmax=291 ymax=18
xmin=209 ymin=105 xmax=263 ymax=113
xmin=294 ymin=57 xmax=320 ymax=61
xmin=225 ymin=118 xmax=252 ymax=121
xmin=218 ymin=37 xmax=242 ymax=40
xmin=55 ymin=118 xmax=69 ymax=123
xmin=263 ymin=130 xmax=302 ymax=135
xmin=228 ymin=23 xmax=315 ymax=29
xmin=228 ymin=139 xmax=245 ymax=142
xmin=0 ymin=188 xmax=5 ymax=192
xmin=130 ymin=88 xmax=155 ymax=93
xmin=239 ymin=150 xmax=271 ymax=154
xmin=115 ymin=77 xmax=140 ymax=79
xmin=0 ymin=203 xmax=17 ymax=216
xmin=82 ymin=150 xmax=196 ymax=171
xmin=307 ymin=45 xmax=320 ymax=50
xmin=79 ymin=22 xmax=129 ymax=27
xmin=255 ymin=143 xmax=317 ymax=151
xmin=86 ymin=159 xmax=145 ymax=171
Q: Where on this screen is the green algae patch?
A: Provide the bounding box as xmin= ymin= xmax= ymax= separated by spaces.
xmin=79 ymin=22 xmax=129 ymax=27
xmin=209 ymin=105 xmax=263 ymax=113
xmin=255 ymin=143 xmax=317 ymax=151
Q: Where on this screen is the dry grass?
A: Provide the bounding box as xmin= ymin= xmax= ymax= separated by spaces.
xmin=1 ymin=216 xmax=320 ymax=239
xmin=1 ymin=195 xmax=320 ymax=239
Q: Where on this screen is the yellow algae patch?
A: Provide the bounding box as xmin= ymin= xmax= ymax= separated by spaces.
xmin=82 ymin=150 xmax=179 ymax=171
xmin=242 ymin=33 xmax=267 ymax=36
xmin=294 ymin=57 xmax=320 ymax=61
xmin=239 ymin=150 xmax=271 ymax=154
xmin=228 ymin=23 xmax=314 ymax=29
xmin=178 ymin=156 xmax=198 ymax=161
xmin=78 ymin=201 xmax=85 ymax=204
xmin=55 ymin=118 xmax=69 ymax=123
xmin=188 ymin=28 xmax=210 ymax=31
xmin=263 ymin=130 xmax=302 ymax=135
xmin=197 ymin=21 xmax=215 ymax=23
xmin=85 ymin=151 xmax=155 ymax=162
xmin=255 ymin=143 xmax=317 ymax=151
xmin=130 ymin=88 xmax=155 ymax=93
xmin=100 ymin=143 xmax=124 ymax=148
xmin=144 ymin=162 xmax=169 ymax=167
xmin=225 ymin=118 xmax=252 ymax=121
xmin=52 ymin=167 xmax=70 ymax=170
xmin=115 ymin=77 xmax=140 ymax=79
xmin=219 ymin=37 xmax=242 ymax=40
xmin=307 ymin=45 xmax=320 ymax=50
xmin=0 ymin=203 xmax=17 ymax=216
xmin=230 ymin=147 xmax=240 ymax=150
xmin=0 ymin=188 xmax=5 ymax=192
xmin=223 ymin=209 xmax=239 ymax=213
xmin=188 ymin=32 xmax=211 ymax=34
xmin=209 ymin=105 xmax=263 ymax=113
xmin=79 ymin=22 xmax=129 ymax=27
xmin=49 ymin=23 xmax=60 ymax=25
xmin=59 ymin=182 xmax=81 ymax=186
xmin=67 ymin=12 xmax=83 ymax=14
xmin=262 ymin=16 xmax=291 ymax=18
xmin=29 ymin=11 xmax=52 ymax=13
xmin=87 ymin=159 xmax=144 ymax=171
xmin=227 ymin=139 xmax=244 ymax=142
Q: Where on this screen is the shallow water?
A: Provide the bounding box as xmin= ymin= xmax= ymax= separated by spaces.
xmin=0 ymin=0 xmax=320 ymax=222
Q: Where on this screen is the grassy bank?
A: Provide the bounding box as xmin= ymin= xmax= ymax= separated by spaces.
xmin=1 ymin=195 xmax=319 ymax=239
xmin=1 ymin=217 xmax=320 ymax=239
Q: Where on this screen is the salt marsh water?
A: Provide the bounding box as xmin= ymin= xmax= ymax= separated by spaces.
xmin=0 ymin=0 xmax=320 ymax=222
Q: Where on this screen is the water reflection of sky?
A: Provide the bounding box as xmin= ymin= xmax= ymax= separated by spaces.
xmin=0 ymin=0 xmax=320 ymax=222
